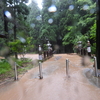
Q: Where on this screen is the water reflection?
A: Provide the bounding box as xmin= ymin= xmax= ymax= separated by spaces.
xmin=69 ymin=5 xmax=74 ymax=11
xmin=30 ymin=23 xmax=35 ymax=28
xmin=48 ymin=18 xmax=53 ymax=24
xmin=4 ymin=11 xmax=12 ymax=19
xmin=84 ymin=68 xmax=100 ymax=88
xmin=19 ymin=37 xmax=26 ymax=43
xmin=83 ymin=4 xmax=89 ymax=10
xmin=8 ymin=57 xmax=15 ymax=68
xmin=25 ymin=0 xmax=32 ymax=6
xmin=36 ymin=15 xmax=42 ymax=21
xmin=81 ymin=56 xmax=91 ymax=66
xmin=48 ymin=4 xmax=57 ymax=12
xmin=8 ymin=30 xmax=13 ymax=34
xmin=90 ymin=9 xmax=95 ymax=14
xmin=0 ymin=46 xmax=10 ymax=57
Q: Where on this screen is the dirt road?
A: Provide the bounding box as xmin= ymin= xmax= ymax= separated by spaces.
xmin=0 ymin=54 xmax=100 ymax=100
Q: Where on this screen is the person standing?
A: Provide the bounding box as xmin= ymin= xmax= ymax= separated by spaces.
xmin=77 ymin=41 xmax=82 ymax=55
xmin=87 ymin=41 xmax=91 ymax=57
xmin=38 ymin=45 xmax=43 ymax=60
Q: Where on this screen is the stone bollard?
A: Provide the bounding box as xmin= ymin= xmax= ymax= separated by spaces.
xmin=39 ymin=61 xmax=43 ymax=79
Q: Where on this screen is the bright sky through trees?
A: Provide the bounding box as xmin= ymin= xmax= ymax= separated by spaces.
xmin=25 ymin=0 xmax=32 ymax=5
xmin=26 ymin=0 xmax=43 ymax=9
xmin=36 ymin=0 xmax=43 ymax=9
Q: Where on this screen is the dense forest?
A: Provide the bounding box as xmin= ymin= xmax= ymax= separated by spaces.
xmin=0 ymin=0 xmax=96 ymax=58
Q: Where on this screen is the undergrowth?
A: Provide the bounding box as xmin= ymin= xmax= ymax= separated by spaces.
xmin=0 ymin=58 xmax=33 ymax=82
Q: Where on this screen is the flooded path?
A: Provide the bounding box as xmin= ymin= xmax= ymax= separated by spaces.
xmin=0 ymin=54 xmax=100 ymax=100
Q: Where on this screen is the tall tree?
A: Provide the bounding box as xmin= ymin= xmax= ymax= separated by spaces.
xmin=0 ymin=0 xmax=31 ymax=58
xmin=27 ymin=0 xmax=96 ymax=53
xmin=96 ymin=0 xmax=100 ymax=69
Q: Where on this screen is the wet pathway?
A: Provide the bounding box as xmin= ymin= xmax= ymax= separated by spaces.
xmin=0 ymin=54 xmax=100 ymax=100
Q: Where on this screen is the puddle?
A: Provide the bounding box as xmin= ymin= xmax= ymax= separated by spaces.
xmin=83 ymin=68 xmax=100 ymax=88
xmin=31 ymin=65 xmax=59 ymax=79
xmin=54 ymin=56 xmax=62 ymax=60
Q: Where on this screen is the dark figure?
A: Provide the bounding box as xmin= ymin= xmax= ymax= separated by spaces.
xmin=81 ymin=48 xmax=87 ymax=56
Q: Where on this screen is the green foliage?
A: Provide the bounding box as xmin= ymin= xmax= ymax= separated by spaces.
xmin=90 ymin=20 xmax=96 ymax=54
xmin=8 ymin=37 xmax=34 ymax=54
xmin=0 ymin=0 xmax=96 ymax=54
xmin=8 ymin=39 xmax=23 ymax=53
xmin=0 ymin=59 xmax=11 ymax=74
xmin=90 ymin=21 xmax=96 ymax=41
xmin=61 ymin=0 xmax=96 ymax=52
xmin=14 ymin=58 xmax=32 ymax=67
xmin=91 ymin=43 xmax=96 ymax=54
xmin=43 ymin=44 xmax=48 ymax=51
xmin=0 ymin=0 xmax=32 ymax=57
xmin=16 ymin=3 xmax=29 ymax=15
xmin=0 ymin=57 xmax=32 ymax=77
xmin=74 ymin=35 xmax=88 ymax=47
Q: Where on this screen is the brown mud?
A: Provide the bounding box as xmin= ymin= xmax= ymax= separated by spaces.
xmin=0 ymin=54 xmax=100 ymax=100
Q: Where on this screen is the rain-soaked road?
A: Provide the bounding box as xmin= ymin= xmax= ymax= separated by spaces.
xmin=0 ymin=54 xmax=100 ymax=100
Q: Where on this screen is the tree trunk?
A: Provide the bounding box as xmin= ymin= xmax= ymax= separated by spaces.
xmin=96 ymin=0 xmax=100 ymax=69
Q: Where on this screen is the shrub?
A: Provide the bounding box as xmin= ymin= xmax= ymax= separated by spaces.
xmin=0 ymin=59 xmax=11 ymax=74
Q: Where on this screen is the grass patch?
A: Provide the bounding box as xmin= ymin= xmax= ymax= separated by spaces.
xmin=18 ymin=64 xmax=33 ymax=74
xmin=0 ymin=59 xmax=12 ymax=74
xmin=0 ymin=58 xmax=34 ymax=82
xmin=15 ymin=58 xmax=32 ymax=67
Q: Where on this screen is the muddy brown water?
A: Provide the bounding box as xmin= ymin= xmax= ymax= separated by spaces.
xmin=0 ymin=54 xmax=100 ymax=100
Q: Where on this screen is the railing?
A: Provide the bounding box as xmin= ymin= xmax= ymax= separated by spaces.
xmin=38 ymin=50 xmax=53 ymax=61
xmin=94 ymin=56 xmax=98 ymax=77
xmin=43 ymin=50 xmax=53 ymax=60
xmin=39 ymin=61 xmax=43 ymax=79
xmin=66 ymin=59 xmax=70 ymax=78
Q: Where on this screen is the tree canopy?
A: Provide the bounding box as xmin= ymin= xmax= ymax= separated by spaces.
xmin=0 ymin=0 xmax=96 ymax=56
xmin=27 ymin=0 xmax=96 ymax=53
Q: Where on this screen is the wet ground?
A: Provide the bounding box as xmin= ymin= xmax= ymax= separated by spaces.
xmin=0 ymin=54 xmax=100 ymax=100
